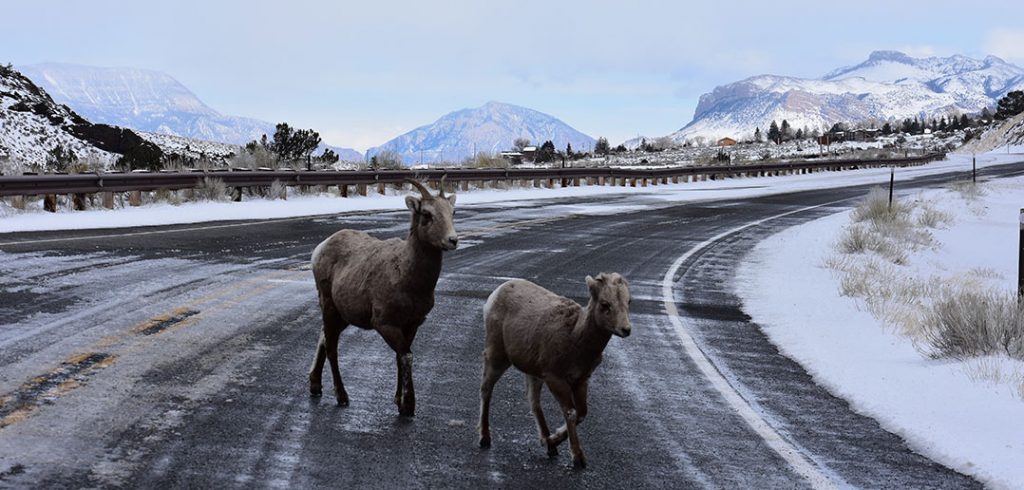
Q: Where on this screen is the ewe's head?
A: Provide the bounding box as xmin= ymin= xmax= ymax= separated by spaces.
xmin=586 ymin=272 xmax=632 ymax=338
xmin=405 ymin=179 xmax=459 ymax=251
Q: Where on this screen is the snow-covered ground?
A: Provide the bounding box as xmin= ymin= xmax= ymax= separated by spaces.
xmin=739 ymin=168 xmax=1024 ymax=488
xmin=3 ymin=152 xmax=1023 ymax=234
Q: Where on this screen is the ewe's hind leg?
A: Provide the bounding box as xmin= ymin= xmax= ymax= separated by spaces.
xmin=477 ymin=348 xmax=509 ymax=448
xmin=308 ymin=331 xmax=327 ymax=396
xmin=311 ymin=301 xmax=348 ymax=405
xmin=526 ymin=375 xmax=557 ymax=457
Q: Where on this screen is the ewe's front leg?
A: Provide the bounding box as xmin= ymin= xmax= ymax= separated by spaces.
xmin=378 ymin=325 xmax=415 ymax=416
xmin=549 ymin=379 xmax=589 ymax=447
xmin=546 ymin=377 xmax=586 ymax=468
xmin=526 ymin=375 xmax=557 ymax=456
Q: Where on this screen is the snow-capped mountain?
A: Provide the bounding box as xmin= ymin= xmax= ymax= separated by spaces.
xmin=0 ymin=65 xmax=162 ymax=171
xmin=672 ymin=51 xmax=1024 ymax=142
xmin=367 ymin=101 xmax=595 ymax=164
xmin=17 ymin=63 xmax=363 ymax=161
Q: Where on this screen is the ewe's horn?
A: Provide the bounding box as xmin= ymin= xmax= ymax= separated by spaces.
xmin=404 ymin=179 xmax=432 ymax=199
xmin=438 ymin=175 xmax=447 ymax=198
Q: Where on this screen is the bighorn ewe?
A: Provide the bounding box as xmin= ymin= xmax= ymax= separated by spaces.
xmin=309 ymin=179 xmax=458 ymax=416
xmin=478 ymin=273 xmax=632 ymax=468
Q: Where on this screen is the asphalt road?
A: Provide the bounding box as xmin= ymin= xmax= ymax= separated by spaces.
xmin=2 ymin=162 xmax=1022 ymax=488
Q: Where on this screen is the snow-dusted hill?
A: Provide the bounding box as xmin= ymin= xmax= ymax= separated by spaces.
xmin=136 ymin=131 xmax=240 ymax=161
xmin=18 ymin=63 xmax=363 ymax=162
xmin=367 ymin=101 xmax=595 ymax=164
xmin=0 ymin=65 xmax=163 ymax=172
xmin=673 ymin=51 xmax=1024 ymax=142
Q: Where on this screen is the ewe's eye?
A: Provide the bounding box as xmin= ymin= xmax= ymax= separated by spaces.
xmin=600 ymin=301 xmax=611 ymax=311
xmin=422 ymin=212 xmax=433 ymax=222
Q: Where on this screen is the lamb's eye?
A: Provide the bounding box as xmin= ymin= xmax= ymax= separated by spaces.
xmin=422 ymin=212 xmax=433 ymax=221
xmin=600 ymin=301 xmax=611 ymax=310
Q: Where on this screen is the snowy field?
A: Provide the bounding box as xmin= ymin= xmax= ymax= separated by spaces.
xmin=739 ymin=169 xmax=1024 ymax=488
xmin=2 ymin=151 xmax=1022 ymax=234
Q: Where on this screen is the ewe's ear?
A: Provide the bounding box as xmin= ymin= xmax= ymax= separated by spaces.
xmin=405 ymin=196 xmax=421 ymax=213
xmin=446 ymin=194 xmax=456 ymax=206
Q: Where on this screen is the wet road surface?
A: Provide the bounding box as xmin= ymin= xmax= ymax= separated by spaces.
xmin=2 ymin=163 xmax=1022 ymax=488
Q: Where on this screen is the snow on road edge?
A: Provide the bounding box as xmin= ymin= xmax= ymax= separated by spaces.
xmin=736 ymin=187 xmax=1024 ymax=489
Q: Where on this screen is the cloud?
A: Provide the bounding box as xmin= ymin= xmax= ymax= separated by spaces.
xmin=985 ymin=28 xmax=1024 ymax=63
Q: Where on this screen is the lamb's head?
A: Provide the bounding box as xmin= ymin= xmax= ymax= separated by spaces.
xmin=585 ymin=272 xmax=632 ymax=337
xmin=404 ymin=179 xmax=459 ymax=251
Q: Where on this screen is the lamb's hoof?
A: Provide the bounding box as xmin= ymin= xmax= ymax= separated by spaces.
xmin=546 ymin=444 xmax=558 ymax=457
xmin=336 ymin=397 xmax=349 ymax=407
xmin=399 ymin=406 xmax=415 ymax=417
xmin=309 ymin=385 xmax=322 ymax=397
xmin=571 ymin=455 xmax=587 ymax=469
xmin=479 ymin=435 xmax=491 ymax=449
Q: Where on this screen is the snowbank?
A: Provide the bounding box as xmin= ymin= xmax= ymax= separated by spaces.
xmin=3 ymin=152 xmax=1023 ymax=233
xmin=738 ymin=174 xmax=1024 ymax=488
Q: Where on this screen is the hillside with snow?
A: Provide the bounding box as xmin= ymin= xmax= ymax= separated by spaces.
xmin=366 ymin=101 xmax=595 ymax=164
xmin=18 ymin=63 xmax=363 ymax=162
xmin=0 ymin=65 xmax=161 ymax=172
xmin=672 ymin=51 xmax=1024 ymax=142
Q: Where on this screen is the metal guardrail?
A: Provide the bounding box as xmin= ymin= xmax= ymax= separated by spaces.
xmin=0 ymin=154 xmax=946 ymax=197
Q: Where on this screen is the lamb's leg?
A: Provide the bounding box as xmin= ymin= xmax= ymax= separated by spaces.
xmin=526 ymin=375 xmax=556 ymax=456
xmin=546 ymin=377 xmax=585 ymax=468
xmin=477 ymin=347 xmax=509 ymax=448
xmin=549 ymin=378 xmax=589 ymax=447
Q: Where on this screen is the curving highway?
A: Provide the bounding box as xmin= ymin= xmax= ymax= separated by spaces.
xmin=2 ymin=161 xmax=1022 ymax=488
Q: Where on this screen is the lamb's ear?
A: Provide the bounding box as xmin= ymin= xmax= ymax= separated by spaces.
xmin=446 ymin=194 xmax=456 ymax=206
xmin=586 ymin=275 xmax=600 ymax=297
xmin=405 ymin=195 xmax=421 ymax=213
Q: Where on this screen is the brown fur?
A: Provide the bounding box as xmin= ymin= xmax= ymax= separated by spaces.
xmin=477 ymin=273 xmax=632 ymax=468
xmin=309 ymin=180 xmax=457 ymax=416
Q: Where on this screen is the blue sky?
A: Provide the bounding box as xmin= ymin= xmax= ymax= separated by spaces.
xmin=4 ymin=0 xmax=1023 ymax=150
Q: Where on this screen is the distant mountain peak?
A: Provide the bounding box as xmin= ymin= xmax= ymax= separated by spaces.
xmin=367 ymin=102 xmax=594 ymax=164
xmin=672 ymin=51 xmax=1024 ymax=143
xmin=17 ymin=62 xmax=362 ymax=161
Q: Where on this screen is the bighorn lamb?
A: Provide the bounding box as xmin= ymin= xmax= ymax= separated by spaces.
xmin=309 ymin=179 xmax=458 ymax=416
xmin=478 ymin=273 xmax=632 ymax=468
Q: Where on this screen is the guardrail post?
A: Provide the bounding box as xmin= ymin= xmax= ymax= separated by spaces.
xmin=43 ymin=194 xmax=57 ymax=212
xmin=339 ymin=184 xmax=348 ymax=198
xmin=72 ymin=193 xmax=86 ymax=211
xmin=377 ymin=182 xmax=386 ymax=195
xmin=573 ymin=177 xmax=580 ymax=187
xmin=461 ymin=180 xmax=469 ymax=192
xmin=651 ymin=177 xmax=657 ymax=186
xmin=357 ymin=184 xmax=367 ymax=196
xmin=129 ymin=191 xmax=142 ymax=207
xmin=12 ymin=195 xmax=25 ymax=210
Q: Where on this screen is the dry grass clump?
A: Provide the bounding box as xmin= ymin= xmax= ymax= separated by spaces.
xmin=947 ymin=180 xmax=986 ymax=201
xmin=919 ymin=291 xmax=1024 ymax=360
xmin=195 ymin=177 xmax=229 ymax=201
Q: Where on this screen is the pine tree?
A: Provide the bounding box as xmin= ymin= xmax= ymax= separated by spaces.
xmin=594 ymin=137 xmax=610 ymax=155
xmin=767 ymin=120 xmax=781 ymax=144
xmin=753 ymin=127 xmax=763 ymax=143
xmin=881 ymin=122 xmax=892 ymax=135
xmin=780 ymin=120 xmax=792 ymax=141
xmin=995 ymin=90 xmax=1024 ymax=120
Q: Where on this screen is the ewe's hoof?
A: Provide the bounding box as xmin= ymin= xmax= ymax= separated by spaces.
xmin=479 ymin=435 xmax=491 ymax=448
xmin=546 ymin=444 xmax=558 ymax=457
xmin=309 ymin=385 xmax=322 ymax=397
xmin=399 ymin=407 xmax=415 ymax=417
xmin=336 ymin=397 xmax=349 ymax=407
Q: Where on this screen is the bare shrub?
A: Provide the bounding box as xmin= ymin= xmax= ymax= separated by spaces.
xmin=154 ymin=188 xmax=182 ymax=205
xmin=195 ymin=177 xmax=228 ymax=201
xmin=851 ymin=187 xmax=911 ymax=226
xmin=368 ymin=149 xmax=403 ymax=170
xmin=916 ymin=202 xmax=953 ymax=229
xmin=464 ymin=152 xmax=508 ymax=169
xmin=947 ymin=180 xmax=986 ymax=201
xmin=269 ymin=179 xmax=288 ymax=200
xmin=919 ymin=291 xmax=1024 ymax=360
